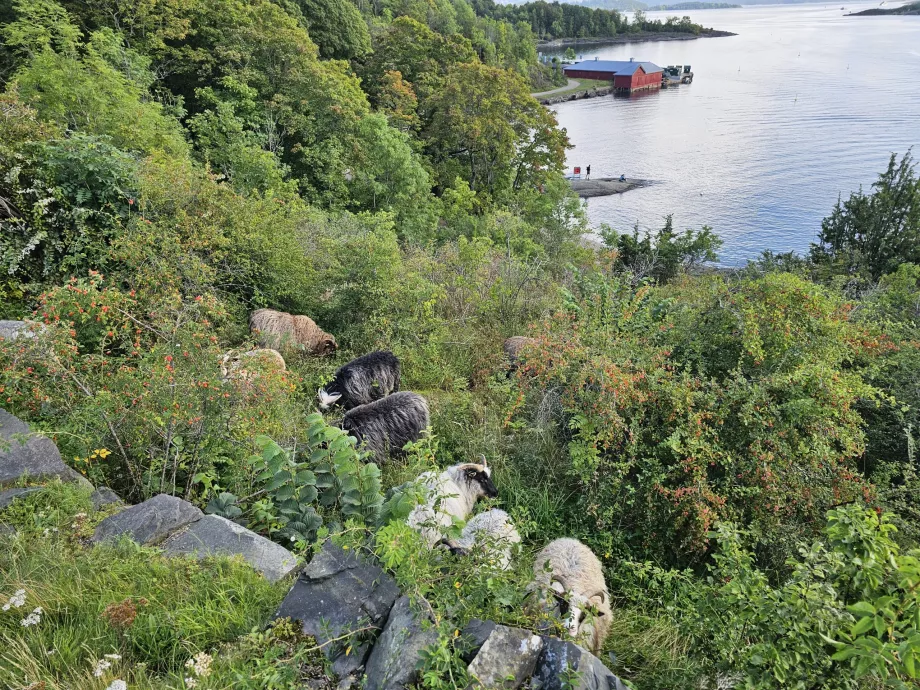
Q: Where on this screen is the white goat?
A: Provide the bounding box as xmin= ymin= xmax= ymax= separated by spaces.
xmin=531 ymin=538 xmax=611 ymax=655
xmin=450 ymin=508 xmax=521 ymax=570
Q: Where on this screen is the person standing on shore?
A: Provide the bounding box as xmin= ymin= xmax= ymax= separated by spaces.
xmin=586 ymin=165 xmax=591 ymax=179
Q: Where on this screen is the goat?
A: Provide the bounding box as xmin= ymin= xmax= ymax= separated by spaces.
xmin=503 ymin=336 xmax=538 ymax=372
xmin=449 ymin=508 xmax=521 ymax=570
xmin=340 ymin=391 xmax=429 ymax=462
xmin=407 ymin=459 xmax=498 ymax=548
xmin=531 ymin=537 xmax=611 ymax=655
xmin=220 ymin=348 xmax=286 ymax=383
xmin=249 ymin=308 xmax=336 ymax=356
xmin=318 ymin=350 xmax=400 ymax=410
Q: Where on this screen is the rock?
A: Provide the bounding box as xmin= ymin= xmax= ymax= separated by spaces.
xmin=0 ymin=523 xmax=16 ymax=537
xmin=458 ymin=619 xmax=498 ymax=662
xmin=91 ymin=493 xmax=202 ymax=546
xmin=163 ymin=515 xmax=298 ymax=583
xmin=0 ymin=320 xmax=44 ymax=342
xmin=531 ymin=638 xmax=628 ymax=690
xmin=363 ymin=595 xmax=439 ymax=690
xmin=90 ymin=486 xmax=123 ymax=510
xmin=0 ymin=486 xmax=43 ymax=510
xmin=466 ymin=624 xmax=543 ymax=689
xmin=0 ymin=409 xmax=92 ymax=488
xmin=274 ymin=540 xmax=400 ymax=678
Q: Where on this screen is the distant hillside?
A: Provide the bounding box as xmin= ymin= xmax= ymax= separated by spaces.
xmin=847 ymin=0 xmax=920 ymax=14
xmin=648 ymin=1 xmax=740 ymax=8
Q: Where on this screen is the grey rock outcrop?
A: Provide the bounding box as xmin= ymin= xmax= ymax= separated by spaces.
xmin=466 ymin=623 xmax=544 ymax=689
xmin=1 ymin=410 xmax=91 ymax=488
xmin=363 ymin=595 xmax=439 ymax=690
xmin=163 ymin=515 xmax=298 ymax=583
xmin=0 ymin=320 xmax=44 ymax=342
xmin=274 ymin=540 xmax=400 ymax=678
xmin=92 ymin=493 xmax=202 ymax=545
xmin=0 ymin=486 xmax=43 ymax=510
xmin=90 ymin=487 xmax=123 ymax=510
xmin=532 ymin=638 xmax=628 ymax=690
xmin=458 ymin=619 xmax=498 ymax=662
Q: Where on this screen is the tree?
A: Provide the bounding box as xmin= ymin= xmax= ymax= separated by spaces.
xmin=811 ymin=151 xmax=920 ymax=281
xmin=294 ymin=0 xmax=371 ymax=59
xmin=420 ymin=62 xmax=568 ymax=201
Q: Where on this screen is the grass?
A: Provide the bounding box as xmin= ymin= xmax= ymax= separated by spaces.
xmin=0 ymin=482 xmax=293 ymax=690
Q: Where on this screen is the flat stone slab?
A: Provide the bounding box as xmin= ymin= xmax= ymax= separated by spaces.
xmin=163 ymin=515 xmax=298 ymax=583
xmin=364 ymin=595 xmax=439 ymax=690
xmin=90 ymin=487 xmax=123 ymax=510
xmin=92 ymin=493 xmax=202 ymax=546
xmin=274 ymin=540 xmax=400 ymax=678
xmin=0 ymin=486 xmax=43 ymax=510
xmin=467 ymin=624 xmax=543 ymax=689
xmin=532 ymin=638 xmax=628 ymax=690
xmin=1 ymin=409 xmax=91 ymax=488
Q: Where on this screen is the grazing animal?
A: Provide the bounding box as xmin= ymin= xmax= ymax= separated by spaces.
xmin=220 ymin=348 xmax=286 ymax=382
xmin=340 ymin=391 xmax=429 ymax=461
xmin=407 ymin=460 xmax=498 ymax=548
xmin=249 ymin=309 xmax=336 ymax=356
xmin=318 ymin=350 xmax=401 ymax=410
xmin=531 ymin=538 xmax=611 ymax=655
xmin=503 ymin=336 xmax=538 ymax=371
xmin=449 ymin=508 xmax=521 ymax=570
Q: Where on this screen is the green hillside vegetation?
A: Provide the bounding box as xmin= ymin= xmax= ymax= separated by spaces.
xmin=3 ymin=0 xmax=920 ymax=687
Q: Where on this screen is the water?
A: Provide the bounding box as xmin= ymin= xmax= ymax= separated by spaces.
xmin=549 ymin=3 xmax=920 ymax=265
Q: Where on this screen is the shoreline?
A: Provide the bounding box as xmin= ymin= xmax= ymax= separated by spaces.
xmin=569 ymin=177 xmax=653 ymax=198
xmin=538 ymin=29 xmax=736 ymax=50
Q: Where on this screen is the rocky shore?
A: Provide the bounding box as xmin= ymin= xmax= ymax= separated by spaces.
xmin=570 ymin=177 xmax=652 ymax=198
xmin=538 ymin=29 xmax=736 ymax=51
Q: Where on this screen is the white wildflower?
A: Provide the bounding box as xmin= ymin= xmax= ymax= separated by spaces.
xmin=185 ymin=651 xmax=213 ymax=678
xmin=104 ymin=654 xmax=122 ymax=660
xmin=184 ymin=678 xmax=198 ymax=688
xmin=93 ymin=659 xmax=112 ymax=677
xmin=2 ymin=588 xmax=26 ymax=611
xmin=106 ymin=681 xmax=127 ymax=690
xmin=20 ymin=607 xmax=42 ymax=627
xmin=46 ymin=650 xmax=56 ymax=656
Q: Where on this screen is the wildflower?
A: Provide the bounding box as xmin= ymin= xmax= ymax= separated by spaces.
xmin=104 ymin=654 xmax=122 ymax=660
xmin=454 ymin=581 xmax=461 ymax=589
xmin=21 ymin=607 xmax=43 ymax=627
xmin=93 ymin=659 xmax=112 ymax=677
xmin=106 ymin=681 xmax=127 ymax=690
xmin=184 ymin=678 xmax=198 ymax=688
xmin=185 ymin=651 xmax=213 ymax=678
xmin=2 ymin=588 xmax=26 ymax=611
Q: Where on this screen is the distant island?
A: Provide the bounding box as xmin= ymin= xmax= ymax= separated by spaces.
xmin=846 ymin=0 xmax=920 ymax=14
xmin=648 ymin=2 xmax=740 ymax=9
xmin=538 ymin=28 xmax=736 ymax=48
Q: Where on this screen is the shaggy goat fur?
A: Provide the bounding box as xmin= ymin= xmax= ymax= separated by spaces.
xmin=220 ymin=348 xmax=286 ymax=382
xmin=407 ymin=461 xmax=498 ymax=548
xmin=340 ymin=391 xmax=429 ymax=461
xmin=450 ymin=508 xmax=521 ymax=570
xmin=531 ymin=537 xmax=611 ymax=655
xmin=249 ymin=309 xmax=336 ymax=356
xmin=503 ymin=336 xmax=538 ymax=371
xmin=318 ymin=350 xmax=401 ymax=410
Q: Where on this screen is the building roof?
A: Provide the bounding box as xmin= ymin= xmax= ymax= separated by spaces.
xmin=564 ymin=60 xmax=663 ymax=76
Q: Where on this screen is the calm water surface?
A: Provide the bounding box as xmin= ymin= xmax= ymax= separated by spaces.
xmin=550 ymin=3 xmax=920 ymax=265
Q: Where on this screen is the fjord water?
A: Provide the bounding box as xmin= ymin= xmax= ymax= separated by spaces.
xmin=550 ymin=3 xmax=920 ymax=265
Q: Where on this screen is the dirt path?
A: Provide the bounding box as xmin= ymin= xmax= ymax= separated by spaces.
xmin=531 ymin=79 xmax=580 ymax=98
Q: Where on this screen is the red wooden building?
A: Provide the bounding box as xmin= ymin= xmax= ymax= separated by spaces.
xmin=563 ymin=59 xmax=663 ymax=92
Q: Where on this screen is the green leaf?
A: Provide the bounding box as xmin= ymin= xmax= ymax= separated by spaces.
xmin=848 ymin=601 xmax=877 ymax=617
xmin=852 ymin=617 xmax=875 ymax=636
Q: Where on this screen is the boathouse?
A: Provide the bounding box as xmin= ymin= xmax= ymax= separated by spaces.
xmin=563 ymin=59 xmax=663 ymax=92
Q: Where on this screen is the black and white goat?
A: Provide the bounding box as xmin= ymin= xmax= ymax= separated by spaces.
xmin=318 ymin=350 xmax=401 ymax=410
xmin=407 ymin=460 xmax=498 ymax=548
xmin=340 ymin=391 xmax=429 ymax=461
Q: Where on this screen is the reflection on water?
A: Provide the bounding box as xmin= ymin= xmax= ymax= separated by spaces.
xmin=550 ymin=3 xmax=920 ymax=265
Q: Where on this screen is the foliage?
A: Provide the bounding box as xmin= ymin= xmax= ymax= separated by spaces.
xmin=811 ymin=151 xmax=920 ymax=282
xmin=509 ymin=271 xmax=882 ymax=567
xmin=0 ymin=483 xmax=285 ymax=689
xmin=600 ymin=214 xmax=722 ymax=283
xmin=294 ymin=0 xmax=371 ymax=59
